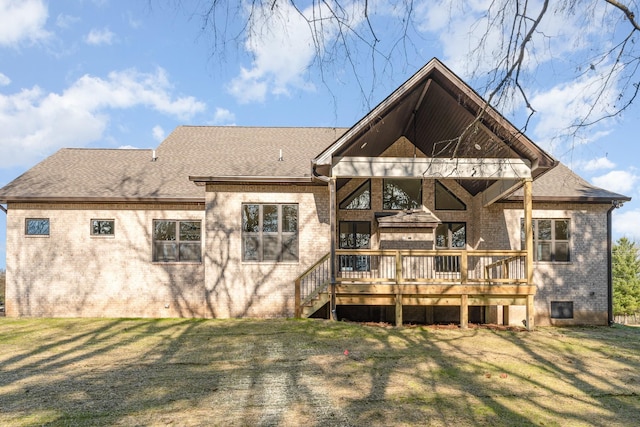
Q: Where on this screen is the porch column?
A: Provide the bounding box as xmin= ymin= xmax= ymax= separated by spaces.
xmin=329 ymin=177 xmax=337 ymax=320
xmin=524 ymin=178 xmax=534 ymax=331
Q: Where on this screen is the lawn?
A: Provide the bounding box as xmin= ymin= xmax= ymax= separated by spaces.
xmin=0 ymin=319 xmax=639 ymax=426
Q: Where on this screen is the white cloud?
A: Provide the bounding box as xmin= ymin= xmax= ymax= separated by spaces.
xmin=527 ymin=70 xmax=620 ymax=152
xmin=56 ymin=13 xmax=79 ymax=29
xmin=579 ymin=157 xmax=616 ymax=172
xmin=0 ymin=72 xmax=10 ymax=86
xmin=227 ymin=1 xmax=362 ymax=103
xmin=212 ymin=108 xmax=235 ymax=125
xmin=152 ymin=125 xmax=165 ymax=142
xmin=0 ymin=0 xmax=50 ymax=46
xmin=0 ymin=68 xmax=206 ymax=168
xmin=613 ymin=209 xmax=640 ymax=241
xmin=592 ymin=170 xmax=639 ymax=194
xmin=118 ymin=145 xmax=138 ymax=149
xmin=85 ymin=27 xmax=115 ymax=46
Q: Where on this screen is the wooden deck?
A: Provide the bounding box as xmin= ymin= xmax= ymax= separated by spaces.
xmin=295 ymin=249 xmax=535 ymax=328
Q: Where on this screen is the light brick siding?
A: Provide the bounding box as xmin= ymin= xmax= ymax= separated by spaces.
xmin=5 ymin=202 xmax=205 ymax=317
xmin=4 ymin=185 xmax=612 ymax=325
xmin=482 ymin=202 xmax=610 ymax=326
xmin=203 ymin=184 xmax=330 ymax=318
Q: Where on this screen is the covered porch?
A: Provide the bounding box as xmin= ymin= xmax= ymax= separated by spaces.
xmin=296 ymin=60 xmax=555 ymax=329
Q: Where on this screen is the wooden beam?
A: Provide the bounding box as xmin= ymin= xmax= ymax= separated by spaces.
xmin=460 ymin=294 xmax=469 ymax=329
xmin=332 ymin=157 xmax=532 ymax=179
xmin=524 ymin=178 xmax=534 ymax=289
xmin=482 ymin=179 xmax=523 ymax=207
xmin=329 ymin=178 xmax=337 ymax=320
xmin=335 ymin=284 xmax=534 ymax=295
xmin=468 ymin=297 xmax=528 ymax=306
xmin=396 ymin=251 xmax=403 ymax=326
xmin=336 ymin=296 xmax=395 ymax=305
xmin=334 ymin=284 xmax=537 ymax=295
xmin=526 ymin=295 xmax=535 ymax=331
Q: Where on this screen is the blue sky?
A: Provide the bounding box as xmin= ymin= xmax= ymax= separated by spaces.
xmin=1 ymin=0 xmax=640 ymax=270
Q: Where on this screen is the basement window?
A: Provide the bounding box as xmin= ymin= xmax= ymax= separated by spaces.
xmin=550 ymin=301 xmax=574 ymax=319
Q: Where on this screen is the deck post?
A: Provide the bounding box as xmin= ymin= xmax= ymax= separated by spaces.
xmin=395 ymin=251 xmax=403 ymax=326
xmin=329 ymin=177 xmax=337 ymax=320
xmin=526 ymin=295 xmax=535 ymax=331
xmin=460 ymin=294 xmax=469 ymax=328
xmin=460 ymin=251 xmax=468 ymax=284
xmin=524 ymin=178 xmax=535 ymax=330
xmin=294 ymin=278 xmax=301 ymax=318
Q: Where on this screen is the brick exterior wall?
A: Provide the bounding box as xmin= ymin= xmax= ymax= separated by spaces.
xmin=4 ymin=182 xmax=612 ymax=325
xmin=203 ymin=184 xmax=331 ymax=318
xmin=5 ymin=202 xmax=205 ymax=317
xmin=481 ymin=202 xmax=611 ymax=326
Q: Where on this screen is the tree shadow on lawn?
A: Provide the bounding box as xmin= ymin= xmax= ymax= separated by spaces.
xmin=1 ymin=319 xmax=640 ymax=426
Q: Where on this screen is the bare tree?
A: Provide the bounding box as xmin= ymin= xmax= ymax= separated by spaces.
xmin=172 ymin=1 xmax=640 ymax=141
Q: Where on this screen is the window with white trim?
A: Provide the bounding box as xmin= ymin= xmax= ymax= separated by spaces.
xmin=153 ymin=220 xmax=201 ymax=262
xmin=521 ymin=218 xmax=570 ymax=262
xmin=242 ymin=204 xmax=298 ymax=262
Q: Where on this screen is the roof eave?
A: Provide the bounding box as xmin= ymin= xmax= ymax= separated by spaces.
xmin=502 ymin=195 xmax=632 ymax=203
xmin=0 ymin=196 xmax=205 ymax=204
xmin=189 ymin=176 xmax=319 ymax=185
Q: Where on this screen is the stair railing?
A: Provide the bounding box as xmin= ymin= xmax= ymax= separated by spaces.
xmin=295 ymin=252 xmax=331 ymax=317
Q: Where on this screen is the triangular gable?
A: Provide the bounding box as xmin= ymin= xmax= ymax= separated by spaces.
xmin=312 ymin=58 xmax=557 ymax=204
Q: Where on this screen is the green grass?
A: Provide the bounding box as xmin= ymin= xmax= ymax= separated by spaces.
xmin=0 ymin=318 xmax=639 ymax=426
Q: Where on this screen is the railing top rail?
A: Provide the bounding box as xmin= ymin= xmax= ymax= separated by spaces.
xmin=295 ymin=252 xmax=330 ymax=283
xmin=335 ymin=249 xmax=527 ymax=256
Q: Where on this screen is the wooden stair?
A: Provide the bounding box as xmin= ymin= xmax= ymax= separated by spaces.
xmin=301 ymin=291 xmax=330 ymax=318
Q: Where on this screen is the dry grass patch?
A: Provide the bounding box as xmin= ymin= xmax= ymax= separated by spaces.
xmin=0 ymin=318 xmax=639 ymax=426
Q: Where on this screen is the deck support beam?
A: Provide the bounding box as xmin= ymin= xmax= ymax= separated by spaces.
xmin=329 ymin=178 xmax=337 ymax=320
xmin=395 ymin=251 xmax=403 ymax=326
xmin=460 ymin=294 xmax=469 ymax=328
xmin=524 ymin=178 xmax=534 ymax=331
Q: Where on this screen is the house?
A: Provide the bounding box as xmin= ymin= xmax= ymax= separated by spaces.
xmin=0 ymin=58 xmax=630 ymax=328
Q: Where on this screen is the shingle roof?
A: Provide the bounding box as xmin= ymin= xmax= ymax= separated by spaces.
xmin=0 ymin=126 xmax=629 ymax=204
xmin=506 ymin=163 xmax=630 ymax=203
xmin=0 ymin=126 xmax=347 ymax=202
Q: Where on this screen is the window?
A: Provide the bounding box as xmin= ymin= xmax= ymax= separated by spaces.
xmin=339 ymin=180 xmax=371 ymax=210
xmin=435 ymin=222 xmax=466 ymax=249
xmin=26 ymin=218 xmax=49 ymax=236
xmin=383 ymin=179 xmax=421 ymax=210
xmin=435 ymin=223 xmax=466 ymax=273
xmin=91 ymin=219 xmax=115 ymax=236
xmin=153 ymin=220 xmax=201 ymax=262
xmin=242 ymin=204 xmax=298 ymax=262
xmin=521 ymin=219 xmax=570 ymax=262
xmin=435 ymin=181 xmax=466 ymax=210
xmin=339 ymin=221 xmax=371 ymax=271
xmin=550 ymin=301 xmax=574 ymax=319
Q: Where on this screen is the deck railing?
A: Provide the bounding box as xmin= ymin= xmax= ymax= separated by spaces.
xmin=295 ymin=249 xmax=528 ymax=317
xmin=294 ymin=252 xmax=331 ymax=317
xmin=336 ymin=249 xmax=527 ymax=284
